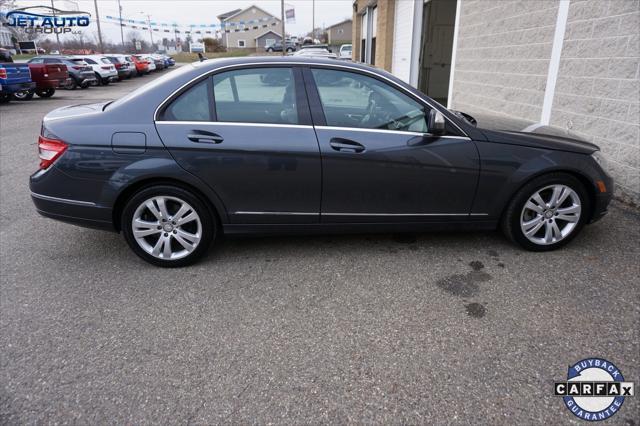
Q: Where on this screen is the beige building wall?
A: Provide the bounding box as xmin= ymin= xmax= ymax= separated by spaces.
xmin=450 ymin=0 xmax=560 ymax=122
xmin=550 ymin=0 xmax=639 ymax=202
xmin=450 ymin=0 xmax=639 ymax=204
xmin=222 ymin=6 xmax=280 ymax=49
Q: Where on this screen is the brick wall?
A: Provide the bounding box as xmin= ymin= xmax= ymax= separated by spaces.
xmin=450 ymin=0 xmax=639 ymax=204
xmin=451 ymin=0 xmax=560 ymax=122
xmin=550 ymin=0 xmax=639 ymax=203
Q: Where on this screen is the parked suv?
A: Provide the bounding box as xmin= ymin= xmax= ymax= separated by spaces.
xmin=73 ymin=55 xmax=118 ymax=85
xmin=266 ymin=41 xmax=297 ymax=53
xmin=105 ymin=55 xmax=132 ymax=80
xmin=58 ymin=57 xmax=97 ymax=89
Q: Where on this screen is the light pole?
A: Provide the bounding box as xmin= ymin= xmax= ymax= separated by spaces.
xmin=280 ymin=0 xmax=285 ymax=57
xmin=50 ymin=0 xmax=60 ymax=47
xmin=93 ymin=0 xmax=104 ymax=53
xmin=117 ymin=0 xmax=125 ymax=50
xmin=140 ymin=12 xmax=154 ymax=50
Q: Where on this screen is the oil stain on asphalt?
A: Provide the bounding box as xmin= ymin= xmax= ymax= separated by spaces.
xmin=436 ymin=261 xmax=491 ymax=317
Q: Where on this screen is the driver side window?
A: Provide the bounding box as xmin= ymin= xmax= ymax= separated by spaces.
xmin=311 ymin=68 xmax=428 ymax=133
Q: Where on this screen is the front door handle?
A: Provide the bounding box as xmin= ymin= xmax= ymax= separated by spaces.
xmin=329 ymin=138 xmax=365 ymax=153
xmin=188 ymin=132 xmax=223 ymax=144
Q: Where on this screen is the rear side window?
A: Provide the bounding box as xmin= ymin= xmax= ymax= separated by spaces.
xmin=84 ymin=58 xmax=96 ymax=64
xmin=29 ymin=58 xmax=44 ymax=63
xmin=163 ymin=80 xmax=211 ymax=121
xmin=44 ymin=58 xmax=61 ymax=64
xmin=212 ymin=67 xmax=298 ymax=125
xmin=100 ymin=58 xmax=112 ymax=64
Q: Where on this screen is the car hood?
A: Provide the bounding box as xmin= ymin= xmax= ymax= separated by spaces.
xmin=44 ymin=102 xmax=108 ymax=122
xmin=460 ymin=111 xmax=599 ymax=154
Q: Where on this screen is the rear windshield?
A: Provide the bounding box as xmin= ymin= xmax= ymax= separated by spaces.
xmin=70 ymin=59 xmax=86 ymax=64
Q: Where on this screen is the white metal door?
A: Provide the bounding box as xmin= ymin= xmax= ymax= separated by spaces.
xmin=391 ymin=0 xmax=415 ymax=83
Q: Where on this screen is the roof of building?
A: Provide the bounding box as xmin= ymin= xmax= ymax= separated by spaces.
xmin=326 ymin=19 xmax=352 ymax=30
xmin=218 ymin=5 xmax=279 ymax=22
xmin=254 ymin=30 xmax=282 ymax=40
xmin=217 ymin=9 xmax=242 ymax=21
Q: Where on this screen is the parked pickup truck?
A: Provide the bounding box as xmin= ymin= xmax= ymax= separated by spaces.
xmin=0 ymin=49 xmax=36 ymax=104
xmin=16 ymin=57 xmax=70 ymax=100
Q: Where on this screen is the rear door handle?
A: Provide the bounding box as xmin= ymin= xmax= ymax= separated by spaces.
xmin=329 ymin=138 xmax=365 ymax=153
xmin=187 ymin=132 xmax=223 ymax=144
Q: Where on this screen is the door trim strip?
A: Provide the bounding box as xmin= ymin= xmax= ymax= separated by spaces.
xmin=233 ymin=211 xmax=489 ymax=217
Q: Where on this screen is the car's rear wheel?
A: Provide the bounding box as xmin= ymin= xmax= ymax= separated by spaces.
xmin=122 ymin=185 xmax=216 ymax=267
xmin=502 ymin=173 xmax=590 ymax=251
xmin=36 ymin=88 xmax=55 ymax=98
xmin=12 ymin=90 xmax=34 ymax=100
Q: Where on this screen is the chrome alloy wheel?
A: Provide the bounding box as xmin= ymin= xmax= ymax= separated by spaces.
xmin=132 ymin=196 xmax=202 ymax=260
xmin=520 ymin=184 xmax=581 ymax=246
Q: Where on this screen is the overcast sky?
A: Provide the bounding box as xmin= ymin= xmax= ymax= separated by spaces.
xmin=14 ymin=0 xmax=354 ymax=44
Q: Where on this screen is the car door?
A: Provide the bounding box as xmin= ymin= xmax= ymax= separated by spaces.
xmin=155 ymin=66 xmax=321 ymax=224
xmin=304 ymin=67 xmax=479 ymax=223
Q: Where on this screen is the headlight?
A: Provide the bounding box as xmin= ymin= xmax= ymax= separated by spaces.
xmin=591 ymin=151 xmax=609 ymax=172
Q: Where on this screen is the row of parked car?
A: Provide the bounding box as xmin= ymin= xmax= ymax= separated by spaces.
xmin=0 ymin=49 xmax=175 ymax=103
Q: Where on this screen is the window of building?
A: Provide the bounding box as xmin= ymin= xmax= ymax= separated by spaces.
xmin=237 ymin=40 xmax=246 ymax=48
xmin=311 ymin=68 xmax=429 ymax=133
xmin=213 ymin=67 xmax=298 ymax=124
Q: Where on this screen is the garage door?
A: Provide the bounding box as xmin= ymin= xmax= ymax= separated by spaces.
xmin=391 ymin=0 xmax=415 ymax=84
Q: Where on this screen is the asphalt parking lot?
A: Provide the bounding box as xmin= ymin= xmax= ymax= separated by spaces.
xmin=1 ymin=70 xmax=639 ymax=424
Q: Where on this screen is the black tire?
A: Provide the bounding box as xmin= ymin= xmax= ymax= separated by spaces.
xmin=267 ymin=48 xmax=273 ymax=53
xmin=121 ymin=185 xmax=217 ymax=267
xmin=80 ymin=81 xmax=90 ymax=89
xmin=501 ymin=172 xmax=590 ymax=252
xmin=65 ymin=78 xmax=78 ymax=90
xmin=0 ymin=93 xmax=11 ymax=104
xmin=35 ymin=88 xmax=55 ymax=98
xmin=286 ymin=47 xmax=293 ymax=52
xmin=12 ymin=90 xmax=34 ymax=100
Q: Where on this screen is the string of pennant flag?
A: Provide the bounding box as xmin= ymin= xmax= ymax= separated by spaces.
xmin=104 ymin=15 xmax=280 ymax=35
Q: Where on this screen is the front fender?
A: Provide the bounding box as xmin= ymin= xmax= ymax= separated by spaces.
xmin=471 ymin=141 xmax=603 ymax=218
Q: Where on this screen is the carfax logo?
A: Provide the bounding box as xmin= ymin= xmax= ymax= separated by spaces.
xmin=555 ymin=358 xmax=634 ymax=421
xmin=2 ymin=6 xmax=90 ymax=35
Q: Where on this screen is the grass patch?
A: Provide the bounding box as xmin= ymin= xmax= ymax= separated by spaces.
xmin=12 ymin=53 xmax=37 ymax=60
xmin=170 ymin=50 xmax=252 ymax=63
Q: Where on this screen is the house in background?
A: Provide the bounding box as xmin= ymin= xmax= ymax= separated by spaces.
xmin=255 ymin=30 xmax=282 ymax=50
xmin=217 ymin=5 xmax=281 ymax=50
xmin=326 ymin=19 xmax=352 ymax=47
xmin=353 ymin=0 xmax=639 ymax=205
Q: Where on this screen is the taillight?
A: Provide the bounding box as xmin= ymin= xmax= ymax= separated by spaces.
xmin=0 ymin=68 xmax=7 ymax=79
xmin=73 ymin=66 xmax=82 ymax=70
xmin=38 ymin=135 xmax=68 ymax=169
xmin=101 ymin=65 xmax=111 ymax=70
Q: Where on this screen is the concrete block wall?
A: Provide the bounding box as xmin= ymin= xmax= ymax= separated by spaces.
xmin=451 ymin=0 xmax=639 ymax=204
xmin=451 ymin=0 xmax=560 ymax=122
xmin=550 ymin=0 xmax=639 ymax=203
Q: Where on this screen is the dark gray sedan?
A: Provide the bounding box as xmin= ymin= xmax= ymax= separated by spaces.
xmin=30 ymin=57 xmax=613 ymax=266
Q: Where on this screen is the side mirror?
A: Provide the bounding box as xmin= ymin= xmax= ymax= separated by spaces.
xmin=428 ymin=109 xmax=446 ymax=136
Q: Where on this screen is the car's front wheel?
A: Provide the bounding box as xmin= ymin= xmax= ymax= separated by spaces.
xmin=122 ymin=185 xmax=216 ymax=267
xmin=502 ymin=173 xmax=590 ymax=251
